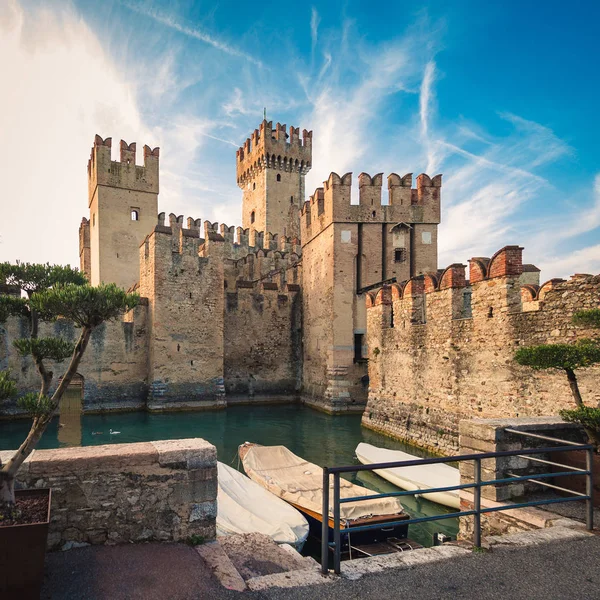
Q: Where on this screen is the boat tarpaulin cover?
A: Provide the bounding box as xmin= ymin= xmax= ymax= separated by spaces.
xmin=241 ymin=445 xmax=406 ymax=522
xmin=355 ymin=443 xmax=460 ymax=509
xmin=217 ymin=462 xmax=309 ymax=546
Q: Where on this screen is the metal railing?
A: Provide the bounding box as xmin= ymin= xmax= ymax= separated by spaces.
xmin=321 ymin=434 xmax=595 ymax=574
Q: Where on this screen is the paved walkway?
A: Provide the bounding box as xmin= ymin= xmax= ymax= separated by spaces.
xmin=43 ymin=535 xmax=600 ymax=600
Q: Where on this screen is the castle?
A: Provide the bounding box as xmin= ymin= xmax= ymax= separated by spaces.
xmin=1 ymin=119 xmax=598 ymax=453
xmin=75 ymin=121 xmax=441 ymax=413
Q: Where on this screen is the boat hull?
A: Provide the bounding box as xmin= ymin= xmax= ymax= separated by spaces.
xmin=356 ymin=443 xmax=460 ymax=510
xmin=291 ymin=502 xmax=410 ymax=552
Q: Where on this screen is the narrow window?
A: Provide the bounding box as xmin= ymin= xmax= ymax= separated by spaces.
xmin=394 ymin=248 xmax=407 ymax=263
xmin=354 ymin=333 xmax=364 ymax=362
xmin=250 ymin=211 xmax=256 ymax=224
xmin=290 ymin=196 xmax=294 ymax=204
xmin=463 ymin=291 xmax=473 ymax=318
xmin=253 ymin=182 xmax=256 ymax=190
xmin=372 ymin=211 xmax=376 ymax=218
xmin=488 ymin=307 xmax=494 ymax=318
xmin=131 ymin=209 xmax=139 ymax=221
xmin=276 ymin=173 xmax=281 ymax=182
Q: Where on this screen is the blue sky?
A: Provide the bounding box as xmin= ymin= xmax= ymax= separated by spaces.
xmin=1 ymin=0 xmax=599 ymax=279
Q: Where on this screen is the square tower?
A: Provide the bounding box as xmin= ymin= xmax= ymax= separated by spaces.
xmin=300 ymin=171 xmax=441 ymax=412
xmin=86 ymin=136 xmax=159 ymax=289
xmin=236 ymin=121 xmax=312 ymax=240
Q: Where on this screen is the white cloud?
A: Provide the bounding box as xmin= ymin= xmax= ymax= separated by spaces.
xmin=310 ymin=7 xmax=320 ymax=54
xmin=122 ymin=1 xmax=264 ymax=68
xmin=0 ymin=0 xmax=154 ymax=266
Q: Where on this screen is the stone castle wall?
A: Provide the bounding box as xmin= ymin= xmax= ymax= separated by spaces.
xmin=0 ymin=438 xmax=217 ymax=550
xmin=0 ymin=303 xmax=149 ymax=414
xmin=364 ymin=246 xmax=600 ymax=454
xmin=224 ymin=283 xmax=301 ymax=398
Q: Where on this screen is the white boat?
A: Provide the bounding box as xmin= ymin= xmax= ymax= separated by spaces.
xmin=216 ymin=461 xmax=309 ymax=550
xmin=239 ymin=443 xmax=410 ymax=549
xmin=355 ymin=443 xmax=460 ymax=509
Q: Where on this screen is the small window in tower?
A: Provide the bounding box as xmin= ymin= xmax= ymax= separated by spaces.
xmin=253 ymin=182 xmax=256 ymax=190
xmin=131 ymin=209 xmax=139 ymax=221
xmin=251 ymin=211 xmax=256 ymax=224
xmin=394 ymin=248 xmax=407 ymax=263
xmin=277 ymin=173 xmax=281 ymax=182
xmin=290 ymin=196 xmax=294 ymax=204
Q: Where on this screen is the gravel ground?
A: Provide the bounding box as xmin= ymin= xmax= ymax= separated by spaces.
xmin=42 ymin=535 xmax=600 ymax=600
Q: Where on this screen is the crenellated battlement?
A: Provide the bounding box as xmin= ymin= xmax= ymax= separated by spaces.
xmin=363 ymin=246 xmax=598 ymax=330
xmin=87 ymin=134 xmax=159 ymax=203
xmin=149 ymin=213 xmax=302 ymax=263
xmin=236 ymin=120 xmax=312 ymax=187
xmin=301 ymin=171 xmax=442 ymax=243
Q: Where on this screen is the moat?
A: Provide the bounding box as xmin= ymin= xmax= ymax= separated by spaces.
xmin=0 ymin=403 xmax=458 ymax=547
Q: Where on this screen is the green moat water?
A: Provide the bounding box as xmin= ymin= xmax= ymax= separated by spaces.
xmin=0 ymin=403 xmax=458 ymax=546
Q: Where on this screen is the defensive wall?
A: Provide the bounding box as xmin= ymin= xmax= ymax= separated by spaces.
xmin=0 ymin=302 xmax=149 ymax=414
xmin=363 ymin=245 xmax=600 ymax=454
xmin=0 ymin=438 xmax=217 ymax=549
xmin=300 ymin=171 xmax=441 ymax=413
xmin=1 ymin=213 xmax=303 ymax=414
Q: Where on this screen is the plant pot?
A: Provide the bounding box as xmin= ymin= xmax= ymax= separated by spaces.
xmin=0 ymin=488 xmax=51 ymax=600
xmin=552 ymin=451 xmax=600 ymax=508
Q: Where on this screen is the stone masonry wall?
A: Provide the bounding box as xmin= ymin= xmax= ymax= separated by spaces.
xmin=364 ymin=247 xmax=600 ymax=455
xmin=0 ymin=438 xmax=217 ymax=550
xmin=0 ymin=303 xmax=149 ymax=415
xmin=224 ymin=283 xmax=301 ymax=398
xmin=139 ymin=225 xmax=226 ymax=410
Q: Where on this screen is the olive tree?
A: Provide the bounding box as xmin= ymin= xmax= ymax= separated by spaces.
xmin=514 ymin=308 xmax=600 ymax=449
xmin=0 ymin=263 xmax=138 ymax=506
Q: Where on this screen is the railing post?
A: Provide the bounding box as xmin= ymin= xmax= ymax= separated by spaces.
xmin=333 ymin=473 xmax=342 ymax=575
xmin=473 ymin=457 xmax=481 ymax=548
xmin=586 ymin=448 xmax=594 ymax=531
xmin=321 ymin=467 xmax=329 ymax=574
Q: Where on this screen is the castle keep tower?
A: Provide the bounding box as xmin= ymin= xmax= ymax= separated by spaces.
xmin=301 ymin=172 xmax=441 ymax=412
xmin=84 ymin=136 xmax=159 ymax=289
xmin=236 ymin=121 xmax=312 ymax=240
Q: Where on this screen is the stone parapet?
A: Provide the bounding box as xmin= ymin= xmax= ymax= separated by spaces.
xmin=1 ymin=438 xmax=217 ymax=550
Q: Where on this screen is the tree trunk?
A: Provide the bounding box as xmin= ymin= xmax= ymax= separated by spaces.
xmin=0 ymin=472 xmax=15 ymax=504
xmin=0 ymin=326 xmax=92 ymax=504
xmin=565 ymin=368 xmax=584 ymax=407
xmin=565 ymin=368 xmax=599 ymax=449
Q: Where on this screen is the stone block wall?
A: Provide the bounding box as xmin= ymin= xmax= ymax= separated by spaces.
xmin=224 ymin=282 xmax=301 ymax=398
xmin=0 ymin=303 xmax=149 ymax=415
xmin=364 ymin=246 xmax=600 ymax=454
xmin=1 ymin=438 xmax=217 ymax=550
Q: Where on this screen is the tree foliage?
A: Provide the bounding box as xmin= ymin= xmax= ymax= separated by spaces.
xmin=560 ymin=406 xmax=600 ymax=432
xmin=13 ymin=337 xmax=75 ymax=362
xmin=29 ymin=283 xmax=139 ymax=328
xmin=0 ymin=262 xmax=86 ymax=295
xmin=514 ymin=340 xmax=600 ymax=371
xmin=0 ymin=295 xmax=28 ymax=323
xmin=0 ymin=371 xmax=16 ymax=402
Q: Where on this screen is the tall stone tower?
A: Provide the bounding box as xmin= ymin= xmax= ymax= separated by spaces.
xmin=85 ymin=135 xmax=159 ymax=290
xmin=300 ymin=171 xmax=441 ymax=413
xmin=236 ymin=120 xmax=312 ymax=240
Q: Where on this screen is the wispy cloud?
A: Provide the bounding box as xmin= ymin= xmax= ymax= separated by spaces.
xmin=122 ymin=1 xmax=264 ymax=68
xmin=310 ymin=7 xmax=320 ymax=55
